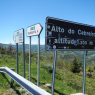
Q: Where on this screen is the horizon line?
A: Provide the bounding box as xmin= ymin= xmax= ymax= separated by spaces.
xmin=0 ymin=42 xmax=45 ymax=45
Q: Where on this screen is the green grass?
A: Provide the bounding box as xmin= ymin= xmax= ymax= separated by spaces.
xmin=0 ymin=54 xmax=95 ymax=95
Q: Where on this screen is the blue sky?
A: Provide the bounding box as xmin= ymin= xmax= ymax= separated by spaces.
xmin=0 ymin=0 xmax=95 ymax=45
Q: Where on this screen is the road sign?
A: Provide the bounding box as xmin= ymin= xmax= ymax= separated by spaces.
xmin=27 ymin=23 xmax=43 ymax=37
xmin=13 ymin=28 xmax=25 ymax=78
xmin=14 ymin=29 xmax=24 ymax=44
xmin=45 ymin=17 xmax=95 ymax=51
xmin=27 ymin=23 xmax=43 ymax=83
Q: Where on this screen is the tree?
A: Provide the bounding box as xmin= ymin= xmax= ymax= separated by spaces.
xmin=0 ymin=46 xmax=5 ymax=58
xmin=7 ymin=43 xmax=13 ymax=55
xmin=71 ymin=57 xmax=82 ymax=73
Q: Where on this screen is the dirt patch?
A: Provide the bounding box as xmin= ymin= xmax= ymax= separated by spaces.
xmin=6 ymin=88 xmax=17 ymax=95
xmin=4 ymin=88 xmax=31 ymax=95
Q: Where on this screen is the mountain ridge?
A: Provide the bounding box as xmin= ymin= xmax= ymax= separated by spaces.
xmin=0 ymin=43 xmax=95 ymax=66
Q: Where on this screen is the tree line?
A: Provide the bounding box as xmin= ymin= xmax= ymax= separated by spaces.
xmin=0 ymin=43 xmax=16 ymax=57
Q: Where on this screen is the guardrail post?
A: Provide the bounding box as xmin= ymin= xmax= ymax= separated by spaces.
xmin=10 ymin=68 xmax=15 ymax=87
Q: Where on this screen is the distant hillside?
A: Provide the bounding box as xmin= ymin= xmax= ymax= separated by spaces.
xmin=0 ymin=43 xmax=45 ymax=52
xmin=0 ymin=43 xmax=95 ymax=66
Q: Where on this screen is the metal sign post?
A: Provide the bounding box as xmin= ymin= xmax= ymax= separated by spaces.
xmin=29 ymin=37 xmax=31 ymax=81
xmin=27 ymin=23 xmax=43 ymax=83
xmin=23 ymin=30 xmax=25 ymax=78
xmin=51 ymin=51 xmax=57 ymax=95
xmin=37 ymin=34 xmax=40 ymax=86
xmin=16 ymin=43 xmax=18 ymax=74
xmin=82 ymin=51 xmax=86 ymax=94
xmin=14 ymin=29 xmax=24 ymax=75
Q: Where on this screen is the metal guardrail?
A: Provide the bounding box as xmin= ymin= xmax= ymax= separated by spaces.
xmin=0 ymin=67 xmax=51 ymax=95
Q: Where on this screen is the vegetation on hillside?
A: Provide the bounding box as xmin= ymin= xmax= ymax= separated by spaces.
xmin=0 ymin=44 xmax=95 ymax=95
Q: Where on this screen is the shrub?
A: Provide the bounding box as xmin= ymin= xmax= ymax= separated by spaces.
xmin=25 ymin=52 xmax=33 ymax=63
xmin=86 ymin=68 xmax=89 ymax=72
xmin=25 ymin=52 xmax=29 ymax=62
xmin=71 ymin=57 xmax=82 ymax=73
xmin=42 ymin=64 xmax=53 ymax=73
xmin=86 ymin=72 xmax=92 ymax=78
xmin=56 ymin=58 xmax=68 ymax=69
xmin=55 ymin=70 xmax=63 ymax=80
xmin=93 ymin=65 xmax=95 ymax=70
xmin=18 ymin=52 xmax=22 ymax=56
xmin=88 ymin=66 xmax=93 ymax=73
